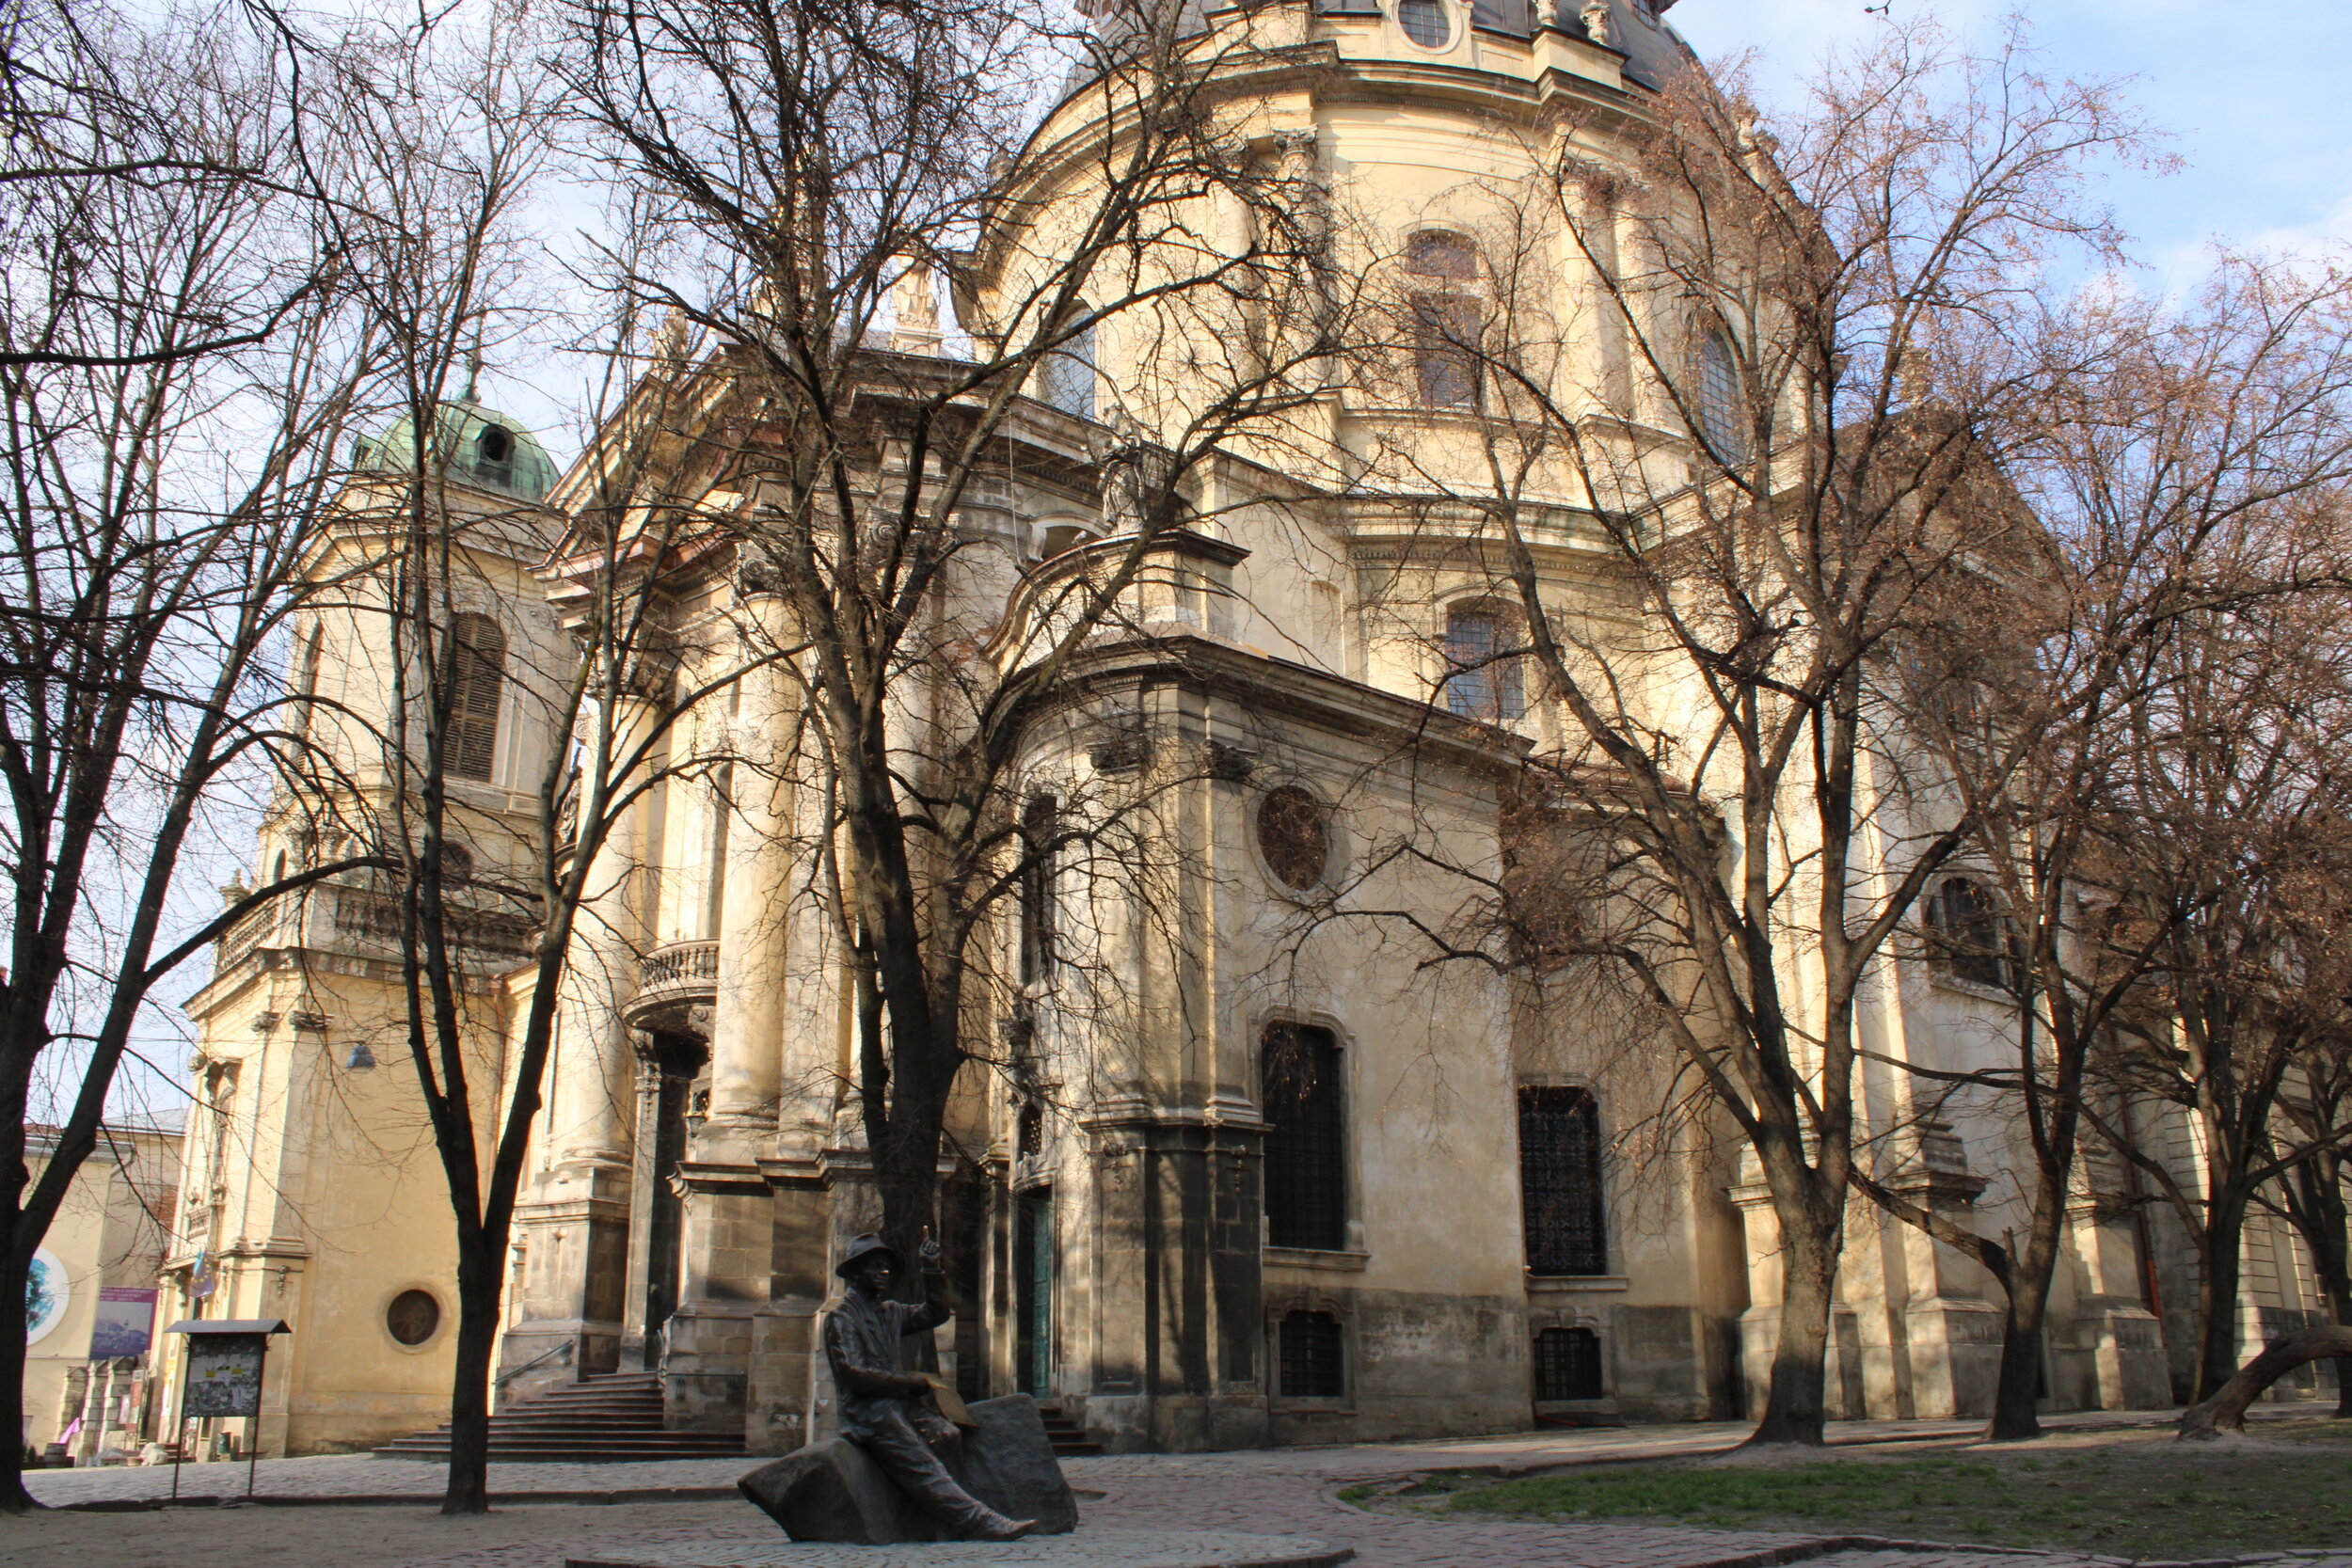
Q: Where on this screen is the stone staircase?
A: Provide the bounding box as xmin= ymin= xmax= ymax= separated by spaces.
xmin=373 ymin=1371 xmax=748 ymax=1462
xmin=1034 ymin=1402 xmax=1102 ymax=1456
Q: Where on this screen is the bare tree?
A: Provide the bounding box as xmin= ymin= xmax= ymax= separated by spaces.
xmin=548 ymin=0 xmax=1349 ymax=1275
xmin=0 ymin=0 xmax=383 ymax=1509
xmin=1346 ymin=24 xmax=2140 ymax=1444
xmin=1842 ymin=258 xmax=2352 ymax=1437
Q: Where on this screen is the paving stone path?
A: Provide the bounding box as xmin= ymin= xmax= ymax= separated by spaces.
xmin=26 ymin=1407 xmax=2349 ymax=1568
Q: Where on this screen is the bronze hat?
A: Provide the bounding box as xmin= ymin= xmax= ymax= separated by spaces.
xmin=834 ymin=1232 xmax=901 ymax=1279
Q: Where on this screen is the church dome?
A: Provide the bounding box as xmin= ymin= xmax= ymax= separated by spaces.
xmin=354 ymin=397 xmax=558 ymax=501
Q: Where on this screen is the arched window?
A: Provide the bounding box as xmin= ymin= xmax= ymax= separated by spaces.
xmin=442 ymin=613 xmax=505 ymax=782
xmin=1039 ymin=316 xmax=1096 ymax=420
xmin=471 ymin=425 xmax=516 ymax=489
xmin=1518 ymin=1085 xmax=1606 ymax=1275
xmin=1279 ymin=1309 xmax=1346 ymax=1398
xmin=1927 ymin=876 xmax=2013 ymax=990
xmin=1534 ymin=1325 xmax=1605 ymax=1402
xmin=1035 ymin=520 xmax=1096 ymax=561
xmin=1263 ymin=1022 xmax=1345 ymax=1251
xmin=1693 ymin=330 xmax=1747 ymax=459
xmin=1404 ymin=230 xmax=1478 ymax=281
xmin=1444 ymin=604 xmax=1524 ymax=721
xmin=1405 ymin=233 xmax=1482 ymax=410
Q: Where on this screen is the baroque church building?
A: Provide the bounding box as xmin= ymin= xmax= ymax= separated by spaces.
xmin=162 ymin=0 xmax=2339 ymax=1459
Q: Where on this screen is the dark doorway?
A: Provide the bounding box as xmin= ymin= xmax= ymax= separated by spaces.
xmin=643 ymin=1031 xmax=707 ymax=1367
xmin=1014 ymin=1188 xmax=1053 ymax=1396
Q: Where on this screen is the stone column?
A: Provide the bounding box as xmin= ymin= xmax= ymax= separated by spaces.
xmin=503 ymin=691 xmax=660 ymax=1381
xmin=707 ymin=600 xmax=791 ymax=1153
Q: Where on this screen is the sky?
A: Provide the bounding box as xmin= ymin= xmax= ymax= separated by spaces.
xmin=1668 ymin=0 xmax=2352 ymax=276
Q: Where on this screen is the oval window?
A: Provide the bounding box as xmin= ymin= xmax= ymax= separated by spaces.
xmin=387 ymin=1289 xmax=441 ymax=1346
xmin=1257 ymin=786 xmax=1330 ymax=890
xmin=1396 ymin=0 xmax=1449 ymax=48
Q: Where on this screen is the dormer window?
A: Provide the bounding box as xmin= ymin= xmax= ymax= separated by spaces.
xmin=470 ymin=425 xmax=517 ymax=488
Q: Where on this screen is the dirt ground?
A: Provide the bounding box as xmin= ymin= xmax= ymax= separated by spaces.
xmin=0 ymin=1497 xmax=750 ymax=1568
xmin=1354 ymin=1418 xmax=2352 ymax=1559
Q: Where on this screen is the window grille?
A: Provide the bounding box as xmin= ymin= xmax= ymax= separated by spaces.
xmin=1279 ymin=1309 xmax=1346 ymax=1398
xmin=1263 ymin=1023 xmax=1346 ymax=1250
xmin=1533 ymin=1325 xmax=1604 ymax=1401
xmin=1693 ymin=331 xmax=1747 ymax=459
xmin=1395 ymin=0 xmax=1450 ymax=47
xmin=1518 ymin=1085 xmax=1606 ymax=1275
xmin=442 ymin=613 xmax=505 ymax=782
xmin=1444 ymin=606 xmax=1524 ymax=721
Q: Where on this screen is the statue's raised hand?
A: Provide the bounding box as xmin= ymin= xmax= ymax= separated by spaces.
xmin=918 ymin=1226 xmax=942 ymax=1267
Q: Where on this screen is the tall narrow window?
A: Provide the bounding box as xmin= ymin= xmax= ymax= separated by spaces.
xmin=1518 ymin=1085 xmax=1606 ymax=1275
xmin=1279 ymin=1309 xmax=1346 ymax=1397
xmin=1405 ymin=232 xmax=1481 ymax=411
xmin=1534 ymin=1325 xmax=1605 ymax=1401
xmin=1019 ymin=794 xmax=1058 ymax=986
xmin=291 ymin=624 xmax=324 ymax=738
xmin=1927 ymin=876 xmax=2012 ymax=990
xmin=704 ymin=765 xmax=733 ymax=940
xmin=1444 ymin=605 xmax=1524 ymax=721
xmin=442 ymin=613 xmax=506 ymax=782
xmin=1263 ymin=1022 xmax=1345 ymax=1250
xmin=1040 ymin=317 xmax=1096 ymax=420
xmin=1693 ymin=330 xmax=1747 ymax=459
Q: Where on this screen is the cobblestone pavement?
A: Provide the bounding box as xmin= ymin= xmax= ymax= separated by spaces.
xmin=28 ymin=1406 xmax=2348 ymax=1568
xmin=14 ymin=1406 xmax=2209 ymax=1508
xmin=561 ymin=1527 xmax=1349 ymax=1567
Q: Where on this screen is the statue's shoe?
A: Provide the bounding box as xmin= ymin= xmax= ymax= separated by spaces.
xmin=972 ymin=1513 xmax=1038 ymax=1542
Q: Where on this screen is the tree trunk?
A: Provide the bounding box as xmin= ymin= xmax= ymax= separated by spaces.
xmin=2178 ymin=1325 xmax=2352 ymax=1438
xmin=0 ymin=1240 xmax=34 ymax=1511
xmin=2287 ymin=1156 xmax=2352 ymax=1418
xmin=1989 ymin=1262 xmax=2051 ymax=1441
xmin=1748 ymin=1200 xmax=1838 ymax=1447
xmin=2194 ymin=1191 xmax=2249 ymax=1402
xmin=440 ymin=1239 xmax=502 ymax=1515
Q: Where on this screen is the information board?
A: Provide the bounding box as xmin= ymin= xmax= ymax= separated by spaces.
xmin=182 ymin=1333 xmax=267 ymax=1418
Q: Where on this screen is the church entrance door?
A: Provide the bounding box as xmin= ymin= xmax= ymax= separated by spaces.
xmin=1014 ymin=1188 xmax=1053 ymax=1396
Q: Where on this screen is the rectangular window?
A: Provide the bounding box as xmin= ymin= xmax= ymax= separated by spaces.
xmin=1534 ymin=1325 xmax=1605 ymax=1401
xmin=1518 ymin=1085 xmax=1606 ymax=1275
xmin=1411 ymin=293 xmax=1481 ymax=410
xmin=1263 ymin=1023 xmax=1346 ymax=1251
xmin=1279 ymin=1309 xmax=1345 ymax=1398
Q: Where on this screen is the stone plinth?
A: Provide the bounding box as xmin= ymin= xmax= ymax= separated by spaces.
xmin=737 ymin=1394 xmax=1077 ymax=1544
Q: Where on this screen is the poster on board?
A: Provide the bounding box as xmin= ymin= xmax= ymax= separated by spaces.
xmin=89 ymin=1287 xmax=158 ymax=1358
xmin=182 ymin=1334 xmax=267 ymax=1418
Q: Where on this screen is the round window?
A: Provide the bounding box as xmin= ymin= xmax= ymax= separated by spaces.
xmin=1396 ymin=0 xmax=1450 ymax=48
xmin=387 ymin=1289 xmax=440 ymax=1346
xmin=1257 ymin=786 xmax=1330 ymax=890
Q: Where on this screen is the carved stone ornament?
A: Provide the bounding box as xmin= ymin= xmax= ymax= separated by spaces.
xmin=1581 ymin=0 xmax=1611 ymax=45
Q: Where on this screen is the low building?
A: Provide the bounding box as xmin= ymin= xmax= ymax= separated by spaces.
xmin=24 ymin=1119 xmax=182 ymax=1461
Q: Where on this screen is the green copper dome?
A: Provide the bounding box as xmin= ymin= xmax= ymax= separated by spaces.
xmin=354 ymin=397 xmax=558 ymax=501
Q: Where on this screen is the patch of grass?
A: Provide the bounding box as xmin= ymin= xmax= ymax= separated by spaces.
xmin=1348 ymin=1421 xmax=2352 ymax=1559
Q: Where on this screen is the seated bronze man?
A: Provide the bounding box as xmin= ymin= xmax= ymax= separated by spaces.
xmin=824 ymin=1231 xmax=1035 ymax=1541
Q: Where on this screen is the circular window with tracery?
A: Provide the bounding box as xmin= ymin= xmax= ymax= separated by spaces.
xmin=387 ymin=1289 xmax=441 ymax=1346
xmin=1395 ymin=0 xmax=1450 ymax=48
xmin=1257 ymin=786 xmax=1330 ymax=891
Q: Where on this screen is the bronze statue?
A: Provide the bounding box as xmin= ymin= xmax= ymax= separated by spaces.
xmin=823 ymin=1230 xmax=1036 ymax=1542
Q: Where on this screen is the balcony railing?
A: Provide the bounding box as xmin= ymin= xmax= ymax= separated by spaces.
xmin=640 ymin=939 xmax=720 ymax=993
